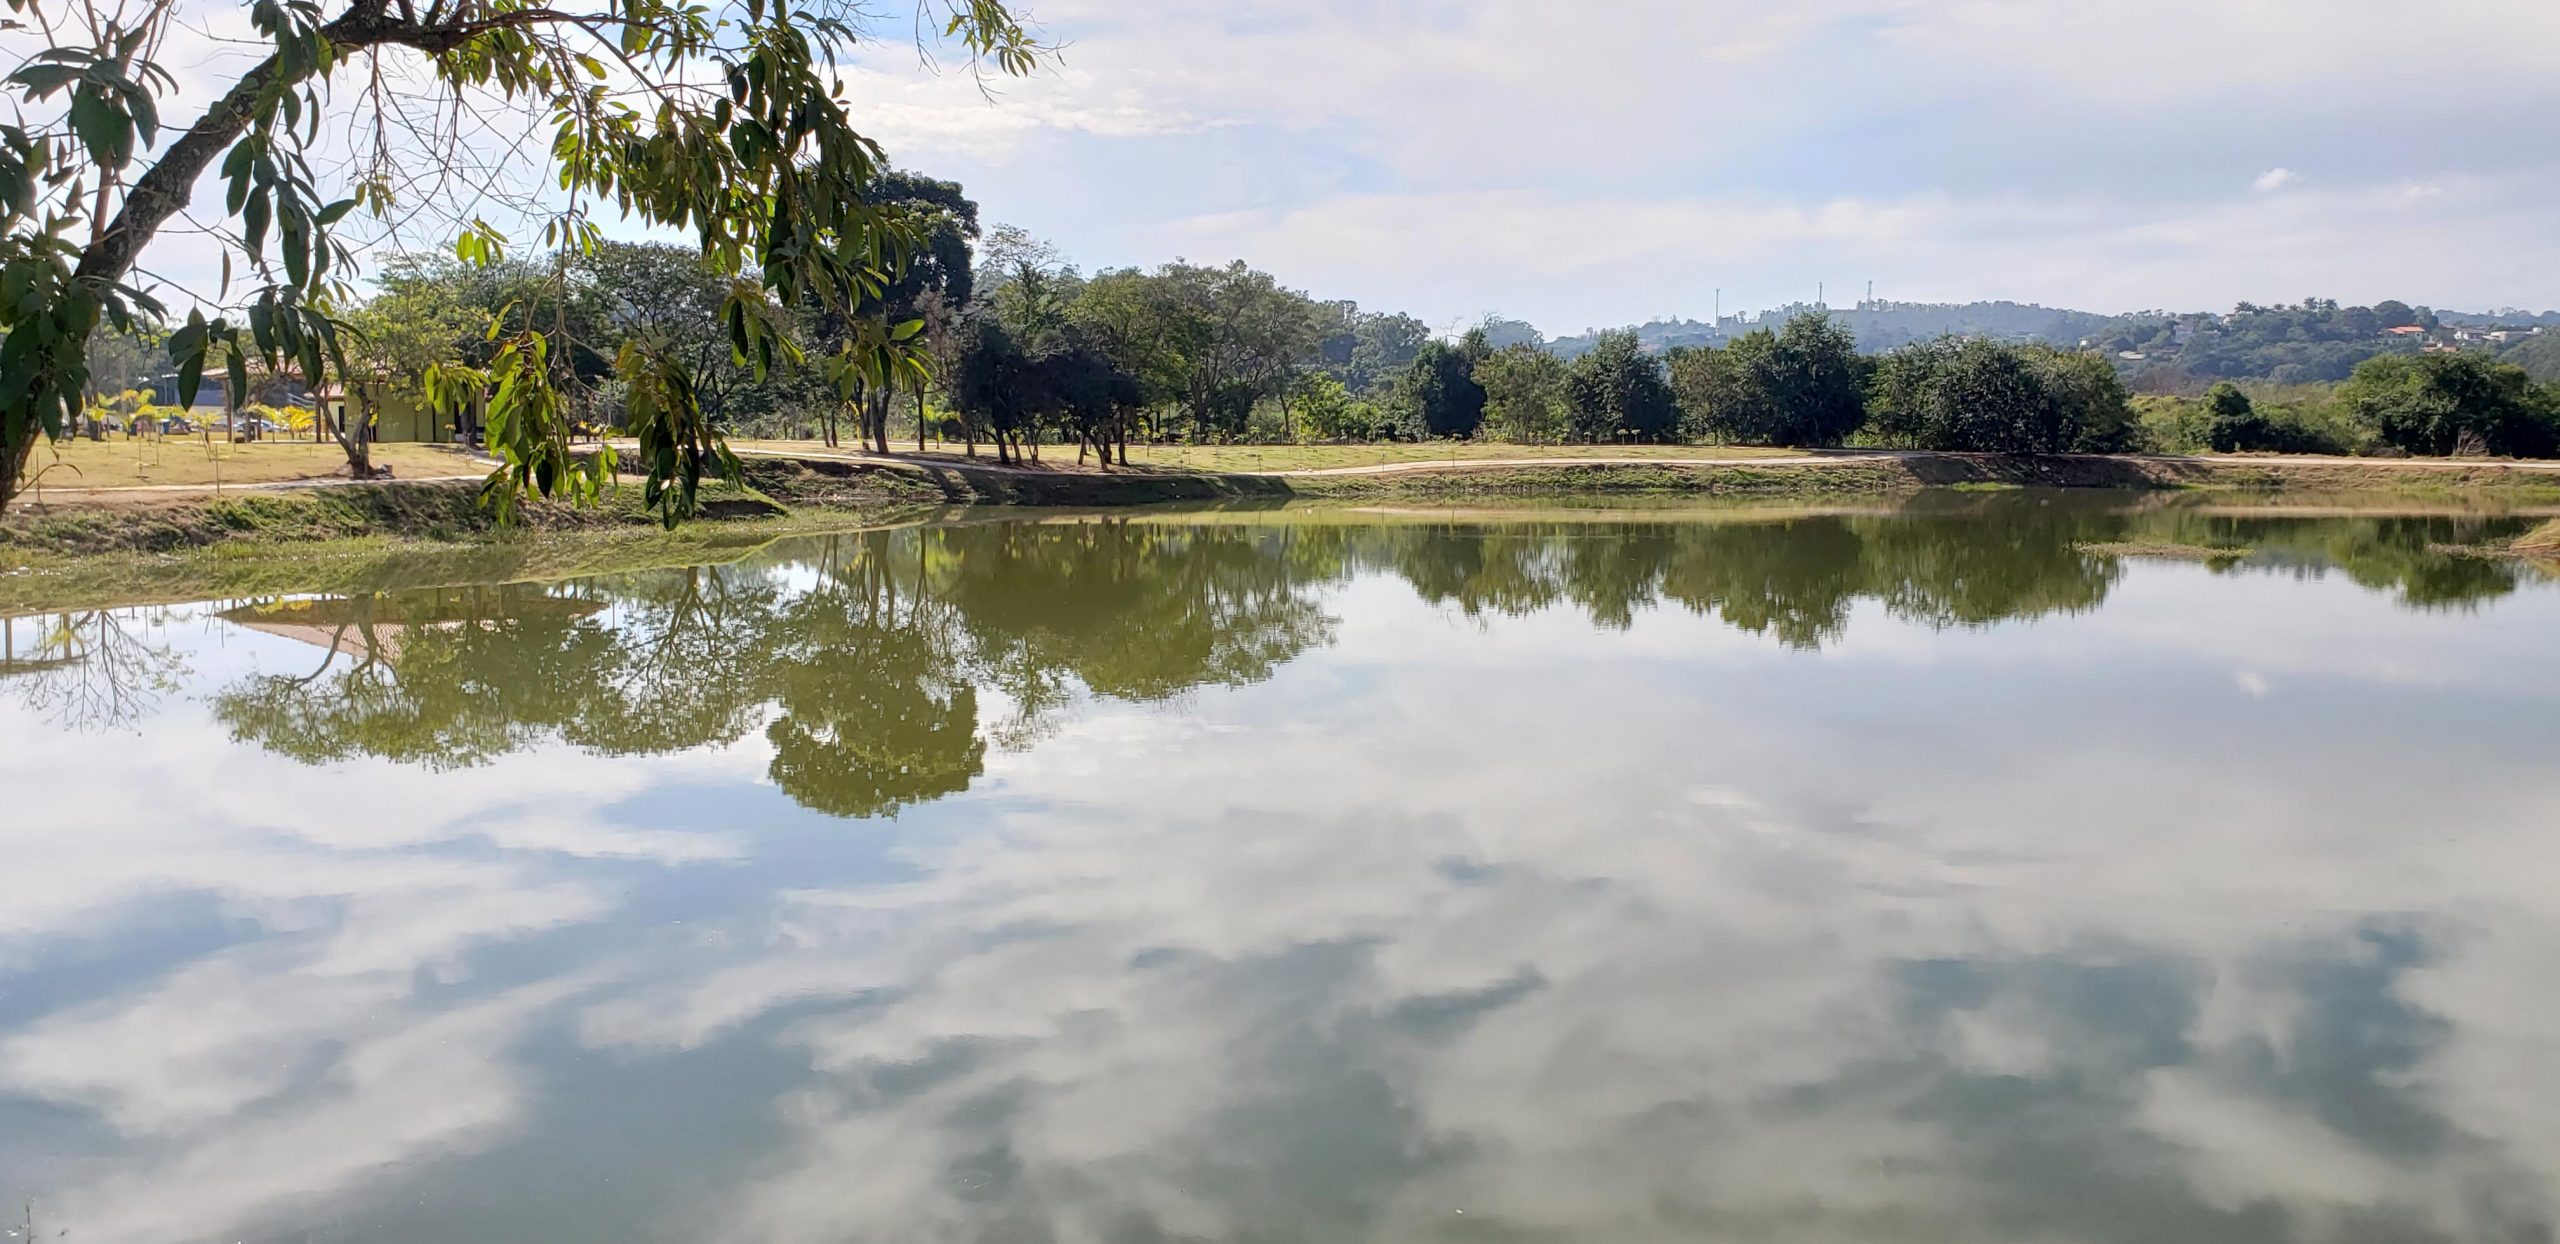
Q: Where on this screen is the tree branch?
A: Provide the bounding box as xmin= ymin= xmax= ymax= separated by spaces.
xmin=71 ymin=3 xmax=663 ymax=291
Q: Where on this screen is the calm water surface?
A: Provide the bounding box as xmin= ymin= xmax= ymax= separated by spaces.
xmin=4 ymin=494 xmax=2558 ymax=1243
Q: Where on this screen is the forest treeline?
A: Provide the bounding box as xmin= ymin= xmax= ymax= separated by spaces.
xmin=75 ymin=173 xmax=2560 ymax=465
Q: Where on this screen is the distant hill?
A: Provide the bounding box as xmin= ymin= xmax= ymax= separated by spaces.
xmin=2503 ymin=332 xmax=2560 ymax=381
xmin=1547 ymin=300 xmax=2109 ymax=359
xmin=1543 ymin=298 xmax=2559 ymax=388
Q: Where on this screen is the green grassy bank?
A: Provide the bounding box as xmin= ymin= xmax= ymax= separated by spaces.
xmin=9 ymin=449 xmax=2560 ymax=615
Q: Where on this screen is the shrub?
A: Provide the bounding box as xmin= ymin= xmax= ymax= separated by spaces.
xmin=1868 ymin=338 xmax=2124 ymax=453
xmin=2339 ymin=354 xmax=2557 ymax=458
xmin=1563 ymin=331 xmax=1677 ymax=442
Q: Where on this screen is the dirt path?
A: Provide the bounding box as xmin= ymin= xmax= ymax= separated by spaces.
xmin=19 ymin=444 xmax=2560 ymax=510
xmin=15 ymin=470 xmax=493 ymax=511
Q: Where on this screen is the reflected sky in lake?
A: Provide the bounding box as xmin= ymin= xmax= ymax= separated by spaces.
xmin=3 ymin=495 xmax=2558 ymax=1244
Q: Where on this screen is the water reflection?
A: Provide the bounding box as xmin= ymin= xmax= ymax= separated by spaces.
xmin=2 ymin=495 xmax=2557 ymax=1243
xmin=194 ymin=500 xmax=2550 ymax=802
xmin=0 ymin=608 xmax=183 ymax=727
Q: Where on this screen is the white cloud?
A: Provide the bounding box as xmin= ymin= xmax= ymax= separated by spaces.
xmin=8 ymin=535 xmax=2560 ymax=1239
xmin=1153 ymin=172 xmax=2560 ymax=333
xmin=865 ymin=0 xmax=2560 ymax=327
xmin=16 ymin=0 xmax=2554 ymax=327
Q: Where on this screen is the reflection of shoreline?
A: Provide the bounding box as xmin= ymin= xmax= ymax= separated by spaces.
xmin=219 ymin=594 xmax=609 ymax=665
xmin=191 ymin=509 xmax=2553 ymax=836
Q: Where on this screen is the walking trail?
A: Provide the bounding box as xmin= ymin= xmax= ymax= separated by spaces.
xmin=18 ymin=444 xmax=2560 ymax=507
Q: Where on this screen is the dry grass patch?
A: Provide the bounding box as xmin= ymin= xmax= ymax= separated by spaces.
xmin=16 ymin=437 xmax=485 ymax=492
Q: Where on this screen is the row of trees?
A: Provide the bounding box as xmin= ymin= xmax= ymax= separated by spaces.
xmin=2144 ymin=354 xmax=2560 ymax=459
xmin=1358 ymin=315 xmax=2135 ymax=452
xmin=328 ymin=246 xmax=2560 ymax=462
xmin=264 ymin=227 xmax=1437 ymax=469
xmin=67 ymin=240 xmax=2560 ymax=492
xmin=1394 ymin=315 xmax=2560 ymax=458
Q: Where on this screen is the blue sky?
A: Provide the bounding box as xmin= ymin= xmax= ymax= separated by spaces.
xmin=833 ymin=0 xmax=2560 ymax=335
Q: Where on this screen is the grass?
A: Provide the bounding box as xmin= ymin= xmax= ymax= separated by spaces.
xmin=0 ymin=481 xmax=946 ymax=615
xmin=1 ymin=468 xmax=819 ymax=567
xmin=16 ymin=436 xmax=483 ymax=492
xmin=12 ymin=434 xmax=2560 ymax=580
xmin=0 ymin=514 xmax=914 ymax=616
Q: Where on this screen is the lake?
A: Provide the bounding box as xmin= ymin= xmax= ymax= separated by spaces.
xmin=3 ymin=493 xmax=2557 ymax=1243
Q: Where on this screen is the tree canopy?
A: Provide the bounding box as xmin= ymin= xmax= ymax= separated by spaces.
xmin=1670 ymin=314 xmax=1866 ymax=446
xmin=0 ymin=0 xmax=1047 ymax=518
xmin=1865 ymin=336 xmax=2135 ymax=454
xmin=1563 ymin=330 xmax=1676 ymax=442
xmin=2339 ymin=354 xmax=2558 ymax=459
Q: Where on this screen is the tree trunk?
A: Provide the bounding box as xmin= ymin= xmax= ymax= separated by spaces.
xmin=336 ymin=386 xmax=377 ymax=478
xmin=2 ymin=430 xmax=37 ymax=514
xmin=0 ymin=7 xmax=541 ymax=519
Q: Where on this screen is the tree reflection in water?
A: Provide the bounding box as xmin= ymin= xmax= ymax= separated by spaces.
xmin=203 ymin=498 xmax=2550 ymax=815
xmin=0 ymin=608 xmax=183 ymax=729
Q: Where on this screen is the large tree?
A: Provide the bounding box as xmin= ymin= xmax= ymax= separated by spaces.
xmin=1080 ymin=260 xmax=1325 ymax=442
xmin=1394 ymin=331 xmax=1489 ymax=439
xmin=579 ymin=241 xmax=790 ymax=433
xmin=1675 ymin=314 xmax=1866 ymax=446
xmin=1474 ymin=342 xmax=1568 ymax=442
xmin=812 ymin=171 xmax=979 ymax=452
xmin=1563 ymin=329 xmax=1676 ymax=442
xmin=1868 ymin=337 xmax=2131 ymax=454
xmin=2340 ymin=353 xmax=2558 ymax=458
xmin=1317 ymin=304 xmax=1429 ymax=395
xmin=0 ymin=0 xmax=1045 ymax=519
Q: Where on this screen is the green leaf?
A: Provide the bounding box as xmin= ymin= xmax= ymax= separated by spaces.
xmin=243 ymin=189 xmax=271 ymax=257
xmin=68 ymin=86 xmax=132 ymax=167
xmin=125 ymin=82 xmax=160 ymax=148
xmin=172 ymin=315 xmax=207 ymax=407
xmin=224 ymin=347 xmax=248 ymax=412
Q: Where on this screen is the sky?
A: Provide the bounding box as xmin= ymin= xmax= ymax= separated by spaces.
xmin=33 ymin=0 xmax=2560 ymax=338
xmin=823 ymin=0 xmax=2560 ymax=335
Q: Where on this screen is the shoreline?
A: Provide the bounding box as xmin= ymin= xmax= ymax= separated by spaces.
xmin=7 ymin=450 xmax=2560 ymax=616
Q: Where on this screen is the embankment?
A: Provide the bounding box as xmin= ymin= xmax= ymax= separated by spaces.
xmin=8 ymin=449 xmax=2560 ymax=611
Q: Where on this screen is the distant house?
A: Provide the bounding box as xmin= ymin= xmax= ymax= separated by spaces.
xmin=2116 ymin=351 xmax=2147 ymax=361
xmin=319 ymin=382 xmax=477 ymax=443
xmin=2384 ymin=325 xmax=2428 ymax=338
